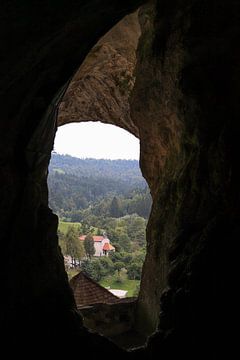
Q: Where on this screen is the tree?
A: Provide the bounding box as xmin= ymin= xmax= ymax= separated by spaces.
xmin=96 ymin=228 xmax=102 ymax=236
xmin=81 ymin=260 xmax=101 ymax=281
xmin=84 ymin=233 xmax=95 ymax=259
xmin=114 ymin=261 xmax=125 ymax=276
xmin=133 ymin=283 xmax=140 ymax=297
xmin=109 ymin=197 xmax=122 ymax=218
xmin=58 ymin=229 xmax=66 ymax=254
xmin=98 ymin=257 xmax=114 ymax=277
xmin=115 ymin=268 xmax=127 ymax=284
xmin=65 ymin=226 xmax=84 ymax=267
xmin=127 ymin=262 xmax=142 ymax=280
xmin=81 ymin=222 xmax=90 ymax=235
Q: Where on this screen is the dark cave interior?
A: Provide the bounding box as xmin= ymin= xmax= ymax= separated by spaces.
xmin=0 ymin=0 xmax=239 ymax=358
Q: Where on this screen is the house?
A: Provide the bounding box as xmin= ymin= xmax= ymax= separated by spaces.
xmin=69 ymin=272 xmax=133 ymax=339
xmin=70 ymin=271 xmax=118 ymax=308
xmin=79 ymin=234 xmax=115 ymax=257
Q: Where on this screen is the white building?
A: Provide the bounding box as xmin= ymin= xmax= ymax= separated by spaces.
xmin=79 ymin=235 xmax=115 ymax=257
xmin=108 ymin=289 xmax=128 ymax=298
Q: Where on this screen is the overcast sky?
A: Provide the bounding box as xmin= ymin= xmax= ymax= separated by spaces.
xmin=53 ymin=122 xmax=140 ymax=160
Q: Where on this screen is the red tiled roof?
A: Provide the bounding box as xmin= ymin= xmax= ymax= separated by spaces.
xmin=103 ymin=243 xmax=115 ymax=251
xmin=70 ymin=271 xmax=118 ymax=307
xmin=79 ymin=235 xmax=105 ymax=242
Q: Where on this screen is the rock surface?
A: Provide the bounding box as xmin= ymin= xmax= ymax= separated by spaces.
xmin=0 ymin=1 xmax=239 ymax=358
xmin=58 ymin=10 xmax=141 ymax=137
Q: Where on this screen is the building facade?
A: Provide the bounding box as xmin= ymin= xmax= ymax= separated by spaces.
xmin=79 ymin=235 xmax=115 ymax=257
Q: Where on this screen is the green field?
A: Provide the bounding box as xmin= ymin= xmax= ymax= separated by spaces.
xmin=66 ymin=269 xmax=140 ymax=297
xmin=58 ymin=221 xmax=81 ymax=234
xmin=99 ymin=278 xmax=140 ymax=297
xmin=58 ymin=220 xmax=100 ymax=235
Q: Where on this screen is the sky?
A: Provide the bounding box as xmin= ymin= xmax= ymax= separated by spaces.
xmin=53 ymin=122 xmax=140 ymax=160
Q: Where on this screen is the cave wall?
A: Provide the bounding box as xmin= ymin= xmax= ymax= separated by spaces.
xmin=0 ymin=0 xmax=145 ymax=351
xmin=58 ymin=10 xmax=141 ymax=137
xmin=131 ymin=1 xmax=240 ymax=358
xmin=0 ymin=0 xmax=239 ymax=358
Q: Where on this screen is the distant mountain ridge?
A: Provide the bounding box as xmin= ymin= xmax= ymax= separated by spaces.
xmin=47 ymin=154 xmax=150 ymax=217
xmin=49 ymin=153 xmax=146 ymax=187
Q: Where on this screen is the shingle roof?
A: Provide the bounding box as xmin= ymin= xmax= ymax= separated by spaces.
xmin=70 ymin=271 xmax=118 ymax=307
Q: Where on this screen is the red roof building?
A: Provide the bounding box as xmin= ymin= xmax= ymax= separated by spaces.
xmin=102 ymin=243 xmax=115 ymax=251
xmin=79 ymin=234 xmax=115 ymax=257
xmin=79 ymin=235 xmax=105 ymax=242
xmin=70 ymin=271 xmax=118 ymax=308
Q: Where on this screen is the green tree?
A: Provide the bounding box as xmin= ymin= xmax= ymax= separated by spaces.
xmin=58 ymin=229 xmax=66 ymax=254
xmin=66 ymin=226 xmax=84 ymax=267
xmin=81 ymin=260 xmax=100 ymax=281
xmin=81 ymin=222 xmax=90 ymax=235
xmin=115 ymin=268 xmax=127 ymax=284
xmin=127 ymin=262 xmax=142 ymax=280
xmin=84 ymin=233 xmax=95 ymax=259
xmin=110 ymin=252 xmax=124 ymax=263
xmin=96 ymin=228 xmax=102 ymax=236
xmin=114 ymin=261 xmax=125 ymax=276
xmin=109 ymin=196 xmax=122 ymax=218
xmin=98 ymin=257 xmax=114 ymax=277
xmin=133 ymin=283 xmax=140 ymax=297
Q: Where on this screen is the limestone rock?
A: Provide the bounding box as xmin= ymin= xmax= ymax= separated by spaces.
xmin=58 ymin=11 xmax=141 ymax=137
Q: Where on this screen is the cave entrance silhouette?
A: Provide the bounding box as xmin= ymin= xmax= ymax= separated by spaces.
xmin=47 ymin=10 xmax=156 ymax=348
xmin=48 ymin=120 xmax=151 ymax=349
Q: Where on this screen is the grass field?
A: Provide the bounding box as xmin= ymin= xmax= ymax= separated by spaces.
xmin=99 ymin=278 xmax=140 ymax=297
xmin=66 ymin=268 xmax=140 ymax=297
xmin=58 ymin=221 xmax=81 ymax=234
xmin=58 ymin=220 xmax=100 ymax=235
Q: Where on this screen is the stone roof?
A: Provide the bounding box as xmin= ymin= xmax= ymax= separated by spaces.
xmin=70 ymin=271 xmax=118 ymax=308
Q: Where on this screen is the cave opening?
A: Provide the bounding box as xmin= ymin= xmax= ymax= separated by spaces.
xmin=1 ymin=1 xmax=237 ymax=357
xmin=44 ymin=8 xmax=158 ymax=349
xmin=48 ymin=120 xmax=152 ymax=349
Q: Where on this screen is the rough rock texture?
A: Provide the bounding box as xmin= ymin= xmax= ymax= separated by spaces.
xmin=58 ymin=10 xmax=141 ymax=137
xmin=0 ymin=0 xmax=145 ymax=355
xmin=131 ymin=2 xmax=240 ymax=358
xmin=78 ymin=298 xmax=137 ymax=340
xmin=0 ymin=0 xmax=239 ymax=358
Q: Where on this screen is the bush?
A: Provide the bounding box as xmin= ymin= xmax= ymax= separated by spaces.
xmin=115 ymin=268 xmax=127 ymax=284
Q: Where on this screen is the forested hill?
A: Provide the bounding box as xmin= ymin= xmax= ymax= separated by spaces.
xmin=49 ymin=153 xmax=146 ymax=188
xmin=48 ymin=153 xmax=151 ymax=220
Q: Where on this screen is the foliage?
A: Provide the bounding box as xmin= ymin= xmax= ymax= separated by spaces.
xmin=114 ymin=261 xmax=125 ymax=274
xmin=80 ymin=260 xmax=101 ymax=281
xmin=49 ymin=154 xmax=145 ymax=184
xmin=115 ymin=268 xmax=128 ymax=284
xmin=48 ymin=154 xmax=152 ymax=221
xmin=84 ymin=234 xmax=95 ymax=259
xmin=109 ymin=196 xmax=122 ymax=217
xmin=133 ymin=283 xmax=140 ymax=297
xmin=65 ymin=226 xmax=85 ymax=266
xmin=49 ymin=153 xmax=149 ymax=290
xmin=127 ymin=262 xmax=142 ymax=280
